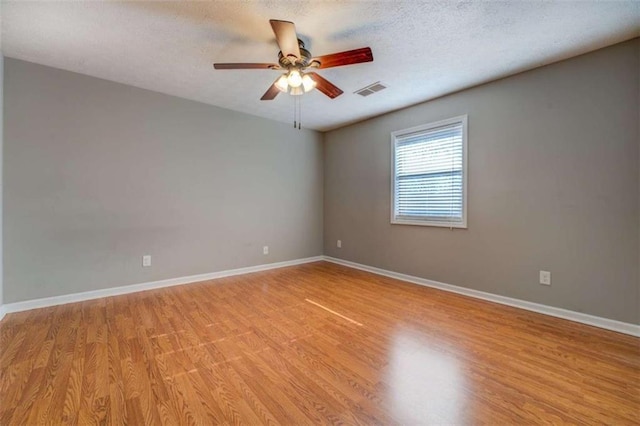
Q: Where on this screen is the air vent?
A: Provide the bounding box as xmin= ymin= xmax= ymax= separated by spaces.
xmin=355 ymin=82 xmax=387 ymax=97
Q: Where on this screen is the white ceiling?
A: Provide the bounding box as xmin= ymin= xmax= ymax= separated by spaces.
xmin=2 ymin=1 xmax=639 ymax=131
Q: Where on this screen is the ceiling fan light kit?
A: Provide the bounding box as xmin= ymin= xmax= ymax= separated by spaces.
xmin=274 ymin=70 xmax=317 ymax=95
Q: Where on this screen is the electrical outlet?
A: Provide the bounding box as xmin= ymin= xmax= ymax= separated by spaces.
xmin=263 ymin=246 xmax=269 ymax=255
xmin=337 ymin=240 xmax=342 ymax=248
xmin=539 ymin=270 xmax=551 ymax=286
xmin=142 ymin=255 xmax=151 ymax=267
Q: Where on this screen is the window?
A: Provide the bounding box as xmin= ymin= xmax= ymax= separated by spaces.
xmin=391 ymin=115 xmax=467 ymax=228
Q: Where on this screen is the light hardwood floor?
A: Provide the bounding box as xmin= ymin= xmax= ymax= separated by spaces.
xmin=1 ymin=261 xmax=638 ymax=424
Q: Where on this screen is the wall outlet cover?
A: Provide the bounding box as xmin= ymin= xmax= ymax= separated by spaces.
xmin=539 ymin=270 xmax=551 ymax=285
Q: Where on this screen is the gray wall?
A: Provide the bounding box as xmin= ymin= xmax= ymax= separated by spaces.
xmin=0 ymin=55 xmax=4 ymax=307
xmin=4 ymin=58 xmax=323 ymax=303
xmin=324 ymin=39 xmax=640 ymax=324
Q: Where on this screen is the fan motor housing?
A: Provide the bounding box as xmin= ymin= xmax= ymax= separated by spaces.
xmin=278 ymin=39 xmax=313 ymax=68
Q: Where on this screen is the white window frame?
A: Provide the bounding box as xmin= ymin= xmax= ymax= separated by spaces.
xmin=390 ymin=115 xmax=468 ymax=228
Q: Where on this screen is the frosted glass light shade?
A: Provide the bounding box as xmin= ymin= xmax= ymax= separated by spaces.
xmin=301 ymin=74 xmax=317 ymax=92
xmin=275 ymin=75 xmax=289 ymax=92
xmin=290 ymin=86 xmax=304 ymax=96
xmin=287 ymin=70 xmax=303 ymax=88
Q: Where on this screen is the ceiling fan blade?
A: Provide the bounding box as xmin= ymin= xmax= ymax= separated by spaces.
xmin=214 ymin=63 xmax=279 ymax=70
xmin=311 ymin=47 xmax=373 ymax=69
xmin=270 ymin=19 xmax=301 ymax=60
xmin=307 ymin=72 xmax=343 ymax=99
xmin=260 ymin=78 xmax=282 ymax=101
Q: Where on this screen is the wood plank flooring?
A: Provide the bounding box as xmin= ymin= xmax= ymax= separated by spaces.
xmin=1 ymin=261 xmax=638 ymax=424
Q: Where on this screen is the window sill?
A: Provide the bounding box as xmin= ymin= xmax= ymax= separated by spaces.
xmin=391 ymin=218 xmax=467 ymax=229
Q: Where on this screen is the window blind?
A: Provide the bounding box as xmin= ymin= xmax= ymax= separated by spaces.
xmin=393 ymin=120 xmax=465 ymax=226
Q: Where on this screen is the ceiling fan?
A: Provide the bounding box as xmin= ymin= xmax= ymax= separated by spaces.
xmin=213 ymin=19 xmax=373 ymax=101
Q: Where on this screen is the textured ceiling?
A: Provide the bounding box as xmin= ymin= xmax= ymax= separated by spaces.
xmin=2 ymin=1 xmax=639 ymax=131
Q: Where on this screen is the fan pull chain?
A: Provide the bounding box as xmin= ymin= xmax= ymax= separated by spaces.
xmin=292 ymin=96 xmax=302 ymax=130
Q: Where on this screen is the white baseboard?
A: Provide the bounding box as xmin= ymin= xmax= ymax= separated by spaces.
xmin=0 ymin=256 xmax=324 ymax=319
xmin=2 ymin=255 xmax=638 ymax=338
xmin=323 ymin=256 xmax=640 ymax=337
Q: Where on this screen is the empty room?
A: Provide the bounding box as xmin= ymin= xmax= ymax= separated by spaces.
xmin=1 ymin=1 xmax=639 ymax=424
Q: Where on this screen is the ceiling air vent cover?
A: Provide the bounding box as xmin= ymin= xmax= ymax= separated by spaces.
xmin=355 ymin=81 xmax=387 ymax=97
